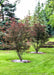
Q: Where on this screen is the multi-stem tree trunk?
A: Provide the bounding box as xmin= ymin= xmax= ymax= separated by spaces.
xmin=17 ymin=50 xmax=22 ymax=61
xmin=36 ymin=48 xmax=38 ymax=53
xmin=16 ymin=43 xmax=22 ymax=61
xmin=35 ymin=42 xmax=39 ymax=53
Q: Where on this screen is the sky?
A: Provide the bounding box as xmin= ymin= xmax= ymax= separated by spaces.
xmin=9 ymin=0 xmax=47 ymax=19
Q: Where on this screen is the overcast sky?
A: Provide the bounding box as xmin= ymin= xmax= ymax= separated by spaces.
xmin=9 ymin=0 xmax=47 ymax=19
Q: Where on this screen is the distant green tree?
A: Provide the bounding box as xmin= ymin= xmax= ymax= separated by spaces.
xmin=0 ymin=0 xmax=20 ymax=22
xmin=34 ymin=1 xmax=47 ymax=25
xmin=45 ymin=0 xmax=54 ymax=27
xmin=34 ymin=1 xmax=41 ymax=24
xmin=44 ymin=0 xmax=54 ymax=35
xmin=39 ymin=3 xmax=52 ymax=36
xmin=34 ymin=1 xmax=53 ymax=36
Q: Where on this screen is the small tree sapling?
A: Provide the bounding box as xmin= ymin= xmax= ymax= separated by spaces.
xmin=6 ymin=18 xmax=31 ymax=61
xmin=31 ymin=23 xmax=48 ymax=53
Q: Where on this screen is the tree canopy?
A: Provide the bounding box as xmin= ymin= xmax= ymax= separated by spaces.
xmin=45 ymin=0 xmax=54 ymax=27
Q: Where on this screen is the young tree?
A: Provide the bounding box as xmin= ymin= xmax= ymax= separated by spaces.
xmin=31 ymin=23 xmax=48 ymax=53
xmin=5 ymin=18 xmax=31 ymax=62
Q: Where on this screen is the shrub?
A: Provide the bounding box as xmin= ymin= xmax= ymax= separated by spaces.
xmin=31 ymin=23 xmax=49 ymax=53
xmin=5 ymin=18 xmax=31 ymax=61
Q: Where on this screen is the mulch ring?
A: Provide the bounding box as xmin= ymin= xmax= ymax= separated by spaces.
xmin=41 ymin=42 xmax=54 ymax=48
xmin=12 ymin=60 xmax=31 ymax=63
xmin=30 ymin=52 xmax=45 ymax=54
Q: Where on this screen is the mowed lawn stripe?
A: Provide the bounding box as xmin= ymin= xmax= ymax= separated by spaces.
xmin=0 ymin=46 xmax=54 ymax=75
xmin=26 ymin=56 xmax=54 ymax=71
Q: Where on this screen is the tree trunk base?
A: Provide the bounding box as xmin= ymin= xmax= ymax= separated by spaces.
xmin=12 ymin=60 xmax=31 ymax=63
xmin=30 ymin=52 xmax=45 ymax=54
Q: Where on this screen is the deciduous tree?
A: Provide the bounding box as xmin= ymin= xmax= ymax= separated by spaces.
xmin=31 ymin=23 xmax=48 ymax=53
xmin=5 ymin=18 xmax=31 ymax=61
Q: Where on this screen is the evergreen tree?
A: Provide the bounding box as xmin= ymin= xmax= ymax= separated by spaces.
xmin=33 ymin=1 xmax=52 ymax=36
xmin=45 ymin=0 xmax=54 ymax=27
xmin=34 ymin=1 xmax=41 ymax=23
xmin=0 ymin=0 xmax=20 ymax=22
xmin=45 ymin=0 xmax=54 ymax=35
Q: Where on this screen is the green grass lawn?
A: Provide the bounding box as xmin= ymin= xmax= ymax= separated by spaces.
xmin=0 ymin=48 xmax=54 ymax=75
xmin=0 ymin=37 xmax=54 ymax=75
xmin=49 ymin=37 xmax=54 ymax=42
